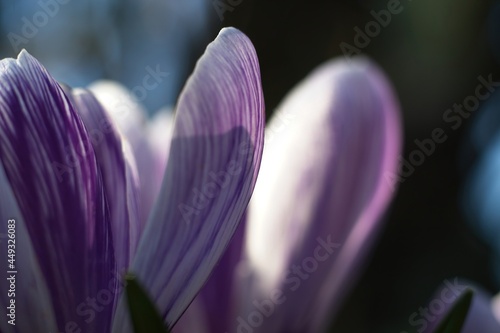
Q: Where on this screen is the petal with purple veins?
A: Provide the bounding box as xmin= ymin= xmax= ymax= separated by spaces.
xmin=0 ymin=51 xmax=116 ymax=333
xmin=175 ymin=217 xmax=247 ymax=333
xmin=0 ymin=164 xmax=58 ymax=333
xmin=112 ymin=27 xmax=265 ymax=331
xmin=71 ymin=88 xmax=141 ymax=272
xmin=88 ymin=80 xmax=161 ymax=227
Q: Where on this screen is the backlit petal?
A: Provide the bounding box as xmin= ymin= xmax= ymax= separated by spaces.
xmin=88 ymin=80 xmax=158 ymax=226
xmin=112 ymin=27 xmax=264 ymax=331
xmin=245 ymin=57 xmax=402 ymax=332
xmin=0 ymin=51 xmax=116 ymax=333
xmin=0 ymin=164 xmax=58 ymax=333
xmin=71 ymin=88 xmax=141 ymax=271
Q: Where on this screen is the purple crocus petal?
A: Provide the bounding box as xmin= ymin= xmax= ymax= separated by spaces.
xmin=421 ymin=281 xmax=500 ymax=333
xmin=0 ymin=51 xmax=116 ymax=333
xmin=177 ymin=217 xmax=247 ymax=333
xmin=244 ymin=58 xmax=402 ymax=332
xmin=70 ymin=88 xmax=141 ymax=272
xmin=112 ymin=27 xmax=264 ymax=331
xmin=89 ymin=80 xmax=160 ymax=227
xmin=0 ymin=164 xmax=58 ymax=333
xmin=172 ymin=299 xmax=210 ymax=333
xmin=198 ymin=219 xmax=247 ymax=333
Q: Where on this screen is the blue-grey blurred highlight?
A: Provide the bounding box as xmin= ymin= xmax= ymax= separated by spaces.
xmin=463 ymin=90 xmax=500 ymax=284
xmin=0 ymin=0 xmax=210 ymax=113
xmin=462 ymin=2 xmax=500 ymax=274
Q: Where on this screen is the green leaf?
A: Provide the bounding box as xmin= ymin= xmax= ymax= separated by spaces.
xmin=433 ymin=288 xmax=474 ymax=333
xmin=125 ymin=274 xmax=171 ymax=333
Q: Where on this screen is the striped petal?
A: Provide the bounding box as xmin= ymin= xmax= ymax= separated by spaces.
xmin=0 ymin=51 xmax=116 ymax=333
xmin=175 ymin=218 xmax=247 ymax=333
xmin=244 ymin=57 xmax=402 ymax=332
xmin=112 ymin=27 xmax=264 ymax=331
xmin=70 ymin=88 xmax=141 ymax=272
xmin=0 ymin=164 xmax=58 ymax=333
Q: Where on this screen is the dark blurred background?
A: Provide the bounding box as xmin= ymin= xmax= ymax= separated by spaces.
xmin=1 ymin=0 xmax=499 ymax=332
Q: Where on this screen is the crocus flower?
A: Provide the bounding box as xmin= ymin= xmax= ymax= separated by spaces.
xmin=175 ymin=56 xmax=403 ymax=332
xmin=0 ymin=27 xmax=264 ymax=333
